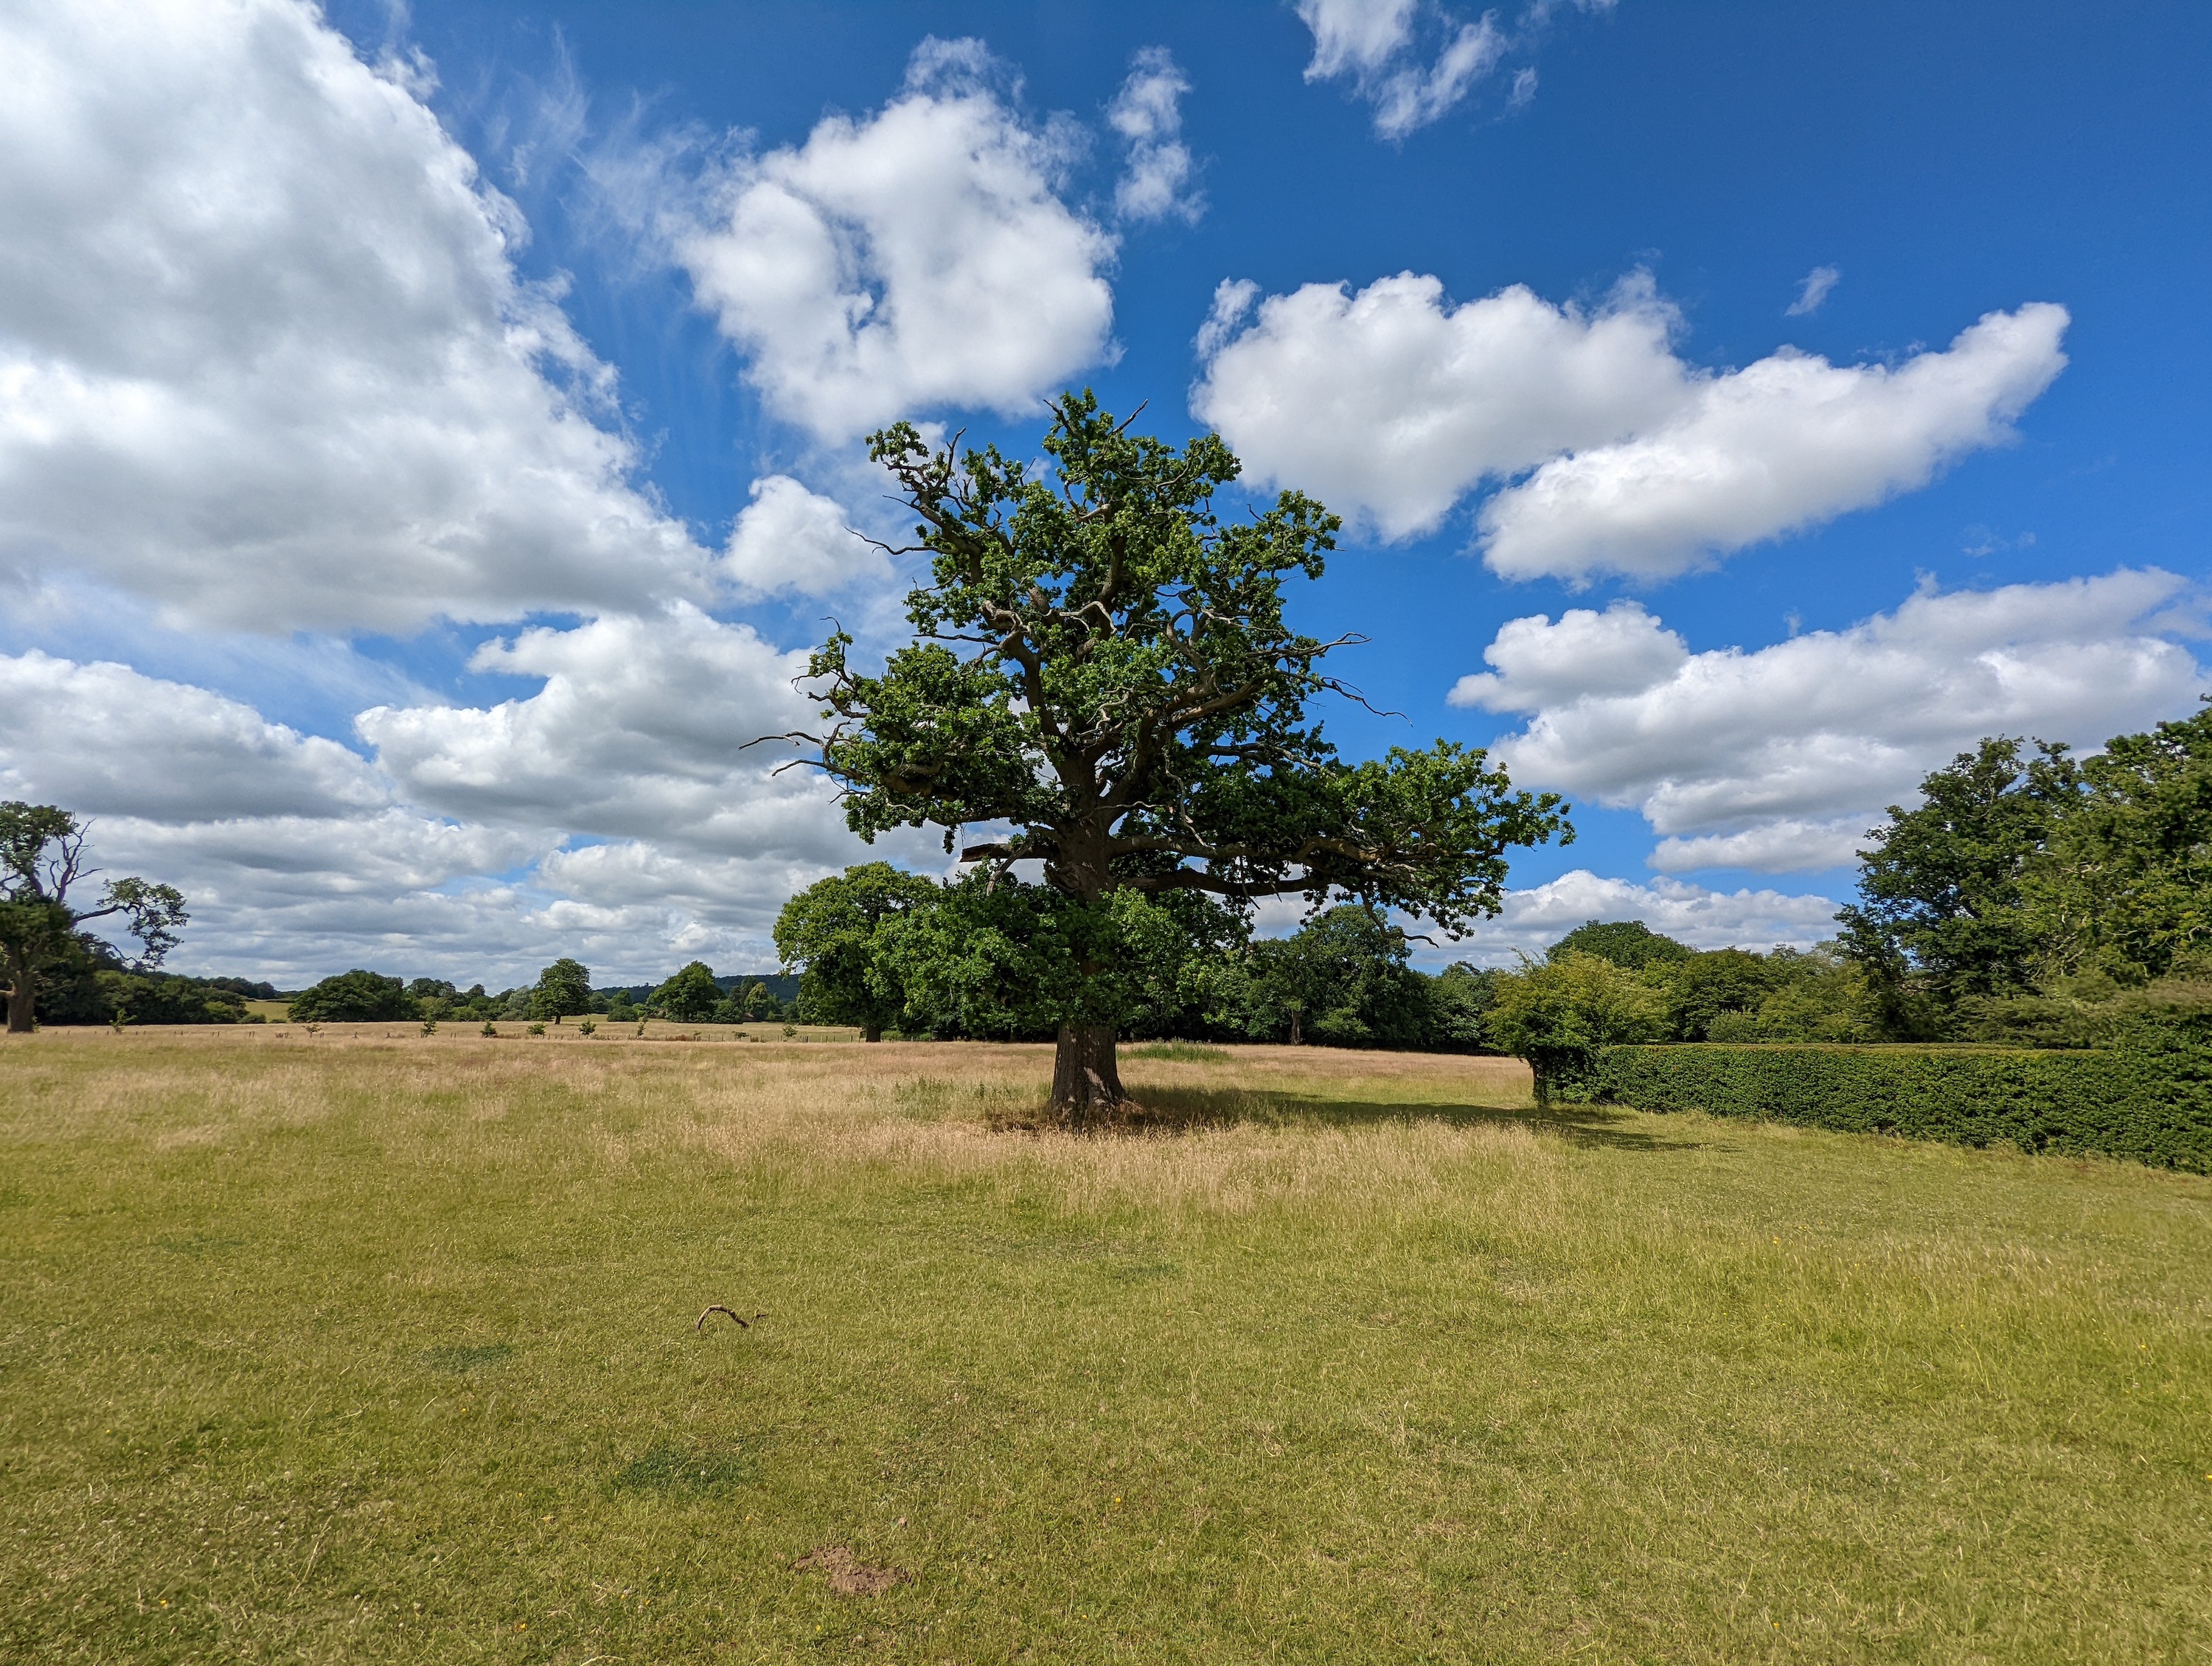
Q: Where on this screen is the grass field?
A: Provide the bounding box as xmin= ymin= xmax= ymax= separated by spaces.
xmin=4 ymin=1028 xmax=2208 ymax=1663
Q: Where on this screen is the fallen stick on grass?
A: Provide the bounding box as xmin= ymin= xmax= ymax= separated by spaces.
xmin=696 ymin=1305 xmax=766 ymax=1332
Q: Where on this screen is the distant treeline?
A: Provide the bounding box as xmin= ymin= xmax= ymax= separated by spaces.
xmin=271 ymin=961 xmax=804 ymax=1027
xmin=38 ymin=951 xmax=802 ymax=1028
xmin=42 ymin=701 xmax=2211 ymax=1055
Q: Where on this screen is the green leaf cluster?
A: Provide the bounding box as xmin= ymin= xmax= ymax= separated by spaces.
xmin=653 ymin=961 xmax=723 ymax=1023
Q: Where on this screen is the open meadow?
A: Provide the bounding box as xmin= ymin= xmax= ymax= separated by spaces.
xmin=4 ymin=1027 xmax=2208 ymax=1664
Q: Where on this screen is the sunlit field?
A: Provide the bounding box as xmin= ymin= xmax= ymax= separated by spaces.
xmin=4 ymin=1027 xmax=2208 ymax=1663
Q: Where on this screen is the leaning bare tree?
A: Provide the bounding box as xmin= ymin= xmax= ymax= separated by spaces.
xmin=768 ymin=394 xmax=1571 ymax=1118
xmin=0 ymin=802 xmax=187 ymax=1033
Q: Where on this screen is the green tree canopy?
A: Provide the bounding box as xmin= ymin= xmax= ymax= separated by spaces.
xmin=877 ymin=875 xmax=1238 ymax=1045
xmin=2030 ymin=701 xmax=2212 ymax=979
xmin=776 ymin=393 xmax=1571 ymax=1117
xmin=1837 ymin=737 xmax=2079 ymax=1028
xmin=1663 ymin=948 xmax=1774 ymax=1041
xmin=1546 ymin=919 xmax=1694 ymax=972
xmin=1429 ymin=962 xmax=1500 ymax=1052
xmin=288 ymin=970 xmax=414 ymax=1024
xmin=1 ymin=802 xmax=187 ymax=1033
xmin=654 ymin=960 xmax=721 ymax=1022
xmin=774 ymin=862 xmax=943 ymax=1041
xmin=532 ymin=957 xmax=594 ymax=1021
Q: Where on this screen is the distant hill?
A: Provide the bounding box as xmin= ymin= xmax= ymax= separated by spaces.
xmin=595 ymin=972 xmax=799 ymax=1004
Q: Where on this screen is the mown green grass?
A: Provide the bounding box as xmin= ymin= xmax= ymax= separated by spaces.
xmin=2 ymin=1029 xmax=2208 ymax=1663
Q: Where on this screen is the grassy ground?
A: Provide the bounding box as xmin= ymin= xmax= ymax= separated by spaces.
xmin=3 ymin=1030 xmax=2208 ymax=1664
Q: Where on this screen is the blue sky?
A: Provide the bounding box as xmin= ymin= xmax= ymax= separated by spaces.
xmin=1 ymin=0 xmax=2205 ymax=985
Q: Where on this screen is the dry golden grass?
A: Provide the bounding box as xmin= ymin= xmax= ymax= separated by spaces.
xmin=3 ymin=1028 xmax=2208 ymax=1664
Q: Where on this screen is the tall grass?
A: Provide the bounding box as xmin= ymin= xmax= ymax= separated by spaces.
xmin=2 ymin=1028 xmax=2207 ymax=1662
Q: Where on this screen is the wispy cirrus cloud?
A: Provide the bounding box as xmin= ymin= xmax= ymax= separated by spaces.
xmin=1294 ymin=0 xmax=1612 ymax=136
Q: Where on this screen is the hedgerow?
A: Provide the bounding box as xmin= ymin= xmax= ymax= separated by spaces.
xmin=1586 ymin=1031 xmax=2212 ymax=1173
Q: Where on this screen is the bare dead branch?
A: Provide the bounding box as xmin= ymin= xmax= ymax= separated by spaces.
xmin=696 ymin=1305 xmax=765 ymax=1332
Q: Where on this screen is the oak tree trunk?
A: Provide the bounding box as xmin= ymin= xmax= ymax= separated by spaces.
xmin=862 ymin=1022 xmax=883 ymax=1043
xmin=1050 ymin=1021 xmax=1124 ymax=1120
xmin=4 ymin=948 xmax=33 ymax=1034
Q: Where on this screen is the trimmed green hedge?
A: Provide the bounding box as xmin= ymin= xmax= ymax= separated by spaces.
xmin=1587 ymin=1038 xmax=2212 ymax=1173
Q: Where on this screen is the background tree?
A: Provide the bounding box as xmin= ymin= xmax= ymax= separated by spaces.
xmin=1838 ymin=737 xmax=2079 ymax=1031
xmin=653 ymin=960 xmax=721 ymax=1022
xmin=1207 ymin=905 xmax=1437 ymax=1048
xmin=778 ymin=394 xmax=1570 ymax=1118
xmin=1661 ymin=948 xmax=1774 ymax=1041
xmin=1725 ymin=945 xmax=1880 ymax=1042
xmin=1548 ymin=918 xmax=1694 ymax=973
xmin=775 ymin=863 xmax=944 ymax=1041
xmin=532 ymin=957 xmax=594 ymax=1023
xmin=2028 ymin=701 xmax=2212 ymax=980
xmin=1429 ymin=962 xmax=1500 ymax=1052
xmin=1 ymin=802 xmax=186 ymax=1034
xmin=287 ymin=969 xmax=414 ymax=1023
xmin=407 ymin=977 xmax=459 ymax=1020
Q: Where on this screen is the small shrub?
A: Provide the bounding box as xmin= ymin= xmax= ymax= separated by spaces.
xmin=577 ymin=1018 xmax=597 ymax=1037
xmin=1485 ymin=951 xmax=1666 ymax=1099
xmin=420 ymin=1018 xmax=438 ymax=1037
xmin=527 ymin=1022 xmax=546 ymax=1036
xmin=782 ymin=1023 xmax=797 ymax=1039
xmin=480 ymin=1021 xmax=498 ymax=1037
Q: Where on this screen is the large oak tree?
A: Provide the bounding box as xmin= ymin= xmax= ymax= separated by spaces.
xmin=1 ymin=802 xmax=187 ymax=1033
xmin=774 ymin=395 xmax=1571 ymax=1117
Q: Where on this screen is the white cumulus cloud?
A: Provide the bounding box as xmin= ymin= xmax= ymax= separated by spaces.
xmin=0 ymin=629 xmax=901 ymax=985
xmin=674 ymin=38 xmax=1117 ymax=444
xmin=1480 ymin=303 xmax=2070 ymax=583
xmin=720 ymin=475 xmax=886 ymax=598
xmin=1451 ymin=572 xmax=2205 ymax=870
xmin=1110 ymin=47 xmax=1203 ymax=225
xmin=0 ymin=652 xmax=386 ymax=821
xmin=1195 ymin=271 xmax=2068 ymax=577
xmin=358 ymin=606 xmax=829 ymax=852
xmin=0 ymin=0 xmax=709 ymax=633
xmin=1193 ymin=271 xmax=1686 ymax=539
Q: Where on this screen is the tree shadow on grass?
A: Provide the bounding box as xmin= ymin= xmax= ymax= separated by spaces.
xmin=994 ymin=1087 xmax=1694 ymax=1153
